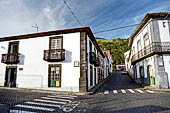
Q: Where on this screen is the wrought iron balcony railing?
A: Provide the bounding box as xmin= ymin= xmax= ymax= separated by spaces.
xmin=89 ymin=52 xmax=96 ymax=64
xmin=1 ymin=53 xmax=20 ymax=64
xmin=94 ymin=57 xmax=100 ymax=66
xmin=131 ymin=42 xmax=170 ymax=64
xmin=43 ymin=49 xmax=65 ymax=62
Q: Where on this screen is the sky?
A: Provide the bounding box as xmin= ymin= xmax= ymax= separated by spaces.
xmin=0 ymin=0 xmax=170 ymax=39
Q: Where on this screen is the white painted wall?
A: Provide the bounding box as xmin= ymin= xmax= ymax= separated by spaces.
xmin=163 ymin=54 xmax=170 ymax=87
xmin=158 ymin=20 xmax=170 ymax=42
xmin=0 ymin=32 xmax=81 ymax=92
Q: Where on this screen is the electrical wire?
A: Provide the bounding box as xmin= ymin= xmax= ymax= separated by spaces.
xmin=93 ymin=23 xmax=139 ymax=34
xmin=62 ymin=0 xmax=83 ymax=26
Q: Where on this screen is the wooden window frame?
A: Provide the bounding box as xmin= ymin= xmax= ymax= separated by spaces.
xmin=49 ymin=36 xmax=63 ymax=50
xmin=8 ymin=41 xmax=19 ymax=54
xmin=48 ymin=64 xmax=62 ymax=87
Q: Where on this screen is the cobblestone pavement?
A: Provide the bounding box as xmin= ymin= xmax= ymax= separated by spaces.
xmin=0 ymin=71 xmax=170 ymax=113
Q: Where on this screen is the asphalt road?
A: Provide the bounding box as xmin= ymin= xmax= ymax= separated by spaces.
xmin=0 ymin=71 xmax=170 ymax=113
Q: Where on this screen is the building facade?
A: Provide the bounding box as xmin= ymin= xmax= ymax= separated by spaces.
xmin=126 ymin=12 xmax=170 ymax=88
xmin=0 ymin=27 xmax=112 ymax=92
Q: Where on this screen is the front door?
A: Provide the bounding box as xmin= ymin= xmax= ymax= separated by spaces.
xmin=4 ymin=66 xmax=17 ymax=87
xmin=140 ymin=66 xmax=144 ymax=85
xmin=48 ymin=64 xmax=61 ymax=87
xmin=147 ymin=65 xmax=155 ymax=85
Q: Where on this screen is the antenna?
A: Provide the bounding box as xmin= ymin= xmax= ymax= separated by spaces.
xmin=32 ymin=24 xmax=39 ymax=32
xmin=163 ymin=11 xmax=170 ymax=27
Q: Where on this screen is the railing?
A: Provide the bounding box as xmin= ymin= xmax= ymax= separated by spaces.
xmin=89 ymin=52 xmax=96 ymax=64
xmin=94 ymin=57 xmax=100 ymax=66
xmin=131 ymin=42 xmax=170 ymax=64
xmin=1 ymin=53 xmax=20 ymax=64
xmin=43 ymin=49 xmax=65 ymax=62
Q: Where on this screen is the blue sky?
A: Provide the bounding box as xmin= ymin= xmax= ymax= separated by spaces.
xmin=0 ymin=0 xmax=170 ymax=39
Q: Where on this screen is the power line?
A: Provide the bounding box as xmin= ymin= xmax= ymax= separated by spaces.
xmin=62 ymin=0 xmax=83 ymax=26
xmin=93 ymin=23 xmax=139 ymax=34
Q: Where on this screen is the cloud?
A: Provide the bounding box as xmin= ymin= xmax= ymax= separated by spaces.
xmin=0 ymin=0 xmax=170 ymax=39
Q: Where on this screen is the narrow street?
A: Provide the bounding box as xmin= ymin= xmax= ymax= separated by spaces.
xmin=77 ymin=71 xmax=170 ymax=113
xmin=0 ymin=71 xmax=170 ymax=113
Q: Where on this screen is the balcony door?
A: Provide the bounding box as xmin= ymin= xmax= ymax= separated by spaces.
xmin=48 ymin=64 xmax=61 ymax=87
xmin=49 ymin=37 xmax=63 ymax=59
xmin=4 ymin=66 xmax=17 ymax=87
xmin=8 ymin=42 xmax=19 ymax=54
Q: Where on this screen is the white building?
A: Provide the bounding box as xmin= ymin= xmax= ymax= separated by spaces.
xmin=0 ymin=27 xmax=112 ymax=92
xmin=103 ymin=50 xmax=112 ymax=74
xmin=126 ymin=12 xmax=170 ymax=88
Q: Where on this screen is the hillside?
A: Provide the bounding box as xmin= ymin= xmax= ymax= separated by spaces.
xmin=96 ymin=38 xmax=130 ymax=70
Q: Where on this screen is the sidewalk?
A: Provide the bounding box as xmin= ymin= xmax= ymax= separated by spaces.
xmin=0 ymin=87 xmax=90 ymax=96
xmin=144 ymin=85 xmax=170 ymax=92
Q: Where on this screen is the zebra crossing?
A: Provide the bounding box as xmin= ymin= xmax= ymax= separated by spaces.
xmin=103 ymin=89 xmax=155 ymax=95
xmin=10 ymin=94 xmax=79 ymax=113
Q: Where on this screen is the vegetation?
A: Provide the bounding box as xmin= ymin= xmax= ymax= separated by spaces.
xmin=96 ymin=38 xmax=130 ymax=70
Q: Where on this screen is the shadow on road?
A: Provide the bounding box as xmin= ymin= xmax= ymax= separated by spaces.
xmin=91 ymin=105 xmax=170 ymax=113
xmin=97 ymin=71 xmax=143 ymax=93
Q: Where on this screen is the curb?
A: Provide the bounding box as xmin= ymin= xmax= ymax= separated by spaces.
xmin=0 ymin=87 xmax=90 ymax=96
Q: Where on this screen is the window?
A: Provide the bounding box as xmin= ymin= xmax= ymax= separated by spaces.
xmin=144 ymin=34 xmax=150 ymax=47
xmin=90 ymin=65 xmax=93 ymax=86
xmin=89 ymin=41 xmax=92 ymax=52
xmin=137 ymin=40 xmax=141 ymax=51
xmin=48 ymin=64 xmax=61 ymax=87
xmin=50 ymin=36 xmax=63 ymax=50
xmin=8 ymin=41 xmax=19 ymax=54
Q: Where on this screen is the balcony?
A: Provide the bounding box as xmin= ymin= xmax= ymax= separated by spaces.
xmin=131 ymin=42 xmax=170 ymax=65
xmin=94 ymin=57 xmax=100 ymax=66
xmin=89 ymin=52 xmax=96 ymax=64
xmin=1 ymin=53 xmax=20 ymax=64
xmin=43 ymin=49 xmax=65 ymax=62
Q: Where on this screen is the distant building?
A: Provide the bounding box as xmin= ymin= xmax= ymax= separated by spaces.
xmin=116 ymin=64 xmax=126 ymax=71
xmin=103 ymin=50 xmax=113 ymax=75
xmin=0 ymin=27 xmax=112 ymax=92
xmin=125 ymin=12 xmax=170 ymax=88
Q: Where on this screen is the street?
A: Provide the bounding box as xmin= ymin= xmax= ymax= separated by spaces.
xmin=0 ymin=71 xmax=170 ymax=113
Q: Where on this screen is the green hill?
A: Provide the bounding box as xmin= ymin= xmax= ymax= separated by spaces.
xmin=96 ymin=38 xmax=130 ymax=70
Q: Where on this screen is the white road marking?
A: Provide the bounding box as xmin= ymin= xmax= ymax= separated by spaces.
xmin=25 ymin=102 xmax=61 ymax=108
xmin=41 ymin=97 xmax=72 ymax=103
xmin=10 ymin=110 xmax=36 ymax=113
xmin=34 ymin=99 xmax=66 ymax=104
xmin=15 ymin=104 xmax=55 ymax=111
xmin=128 ymin=89 xmax=135 ymax=93
xmin=146 ymin=90 xmax=154 ymax=93
xmin=136 ymin=89 xmax=144 ymax=93
xmin=113 ymin=90 xmax=118 ymax=94
xmin=47 ymin=95 xmax=75 ymax=99
xmin=121 ymin=89 xmax=126 ymax=93
xmin=51 ymin=95 xmax=77 ymax=98
xmin=104 ymin=90 xmax=109 ymax=94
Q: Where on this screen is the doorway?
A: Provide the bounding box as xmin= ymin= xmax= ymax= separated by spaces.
xmin=4 ymin=66 xmax=17 ymax=87
xmin=48 ymin=64 xmax=62 ymax=87
xmin=139 ymin=66 xmax=144 ymax=85
xmin=147 ymin=65 xmax=155 ymax=85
